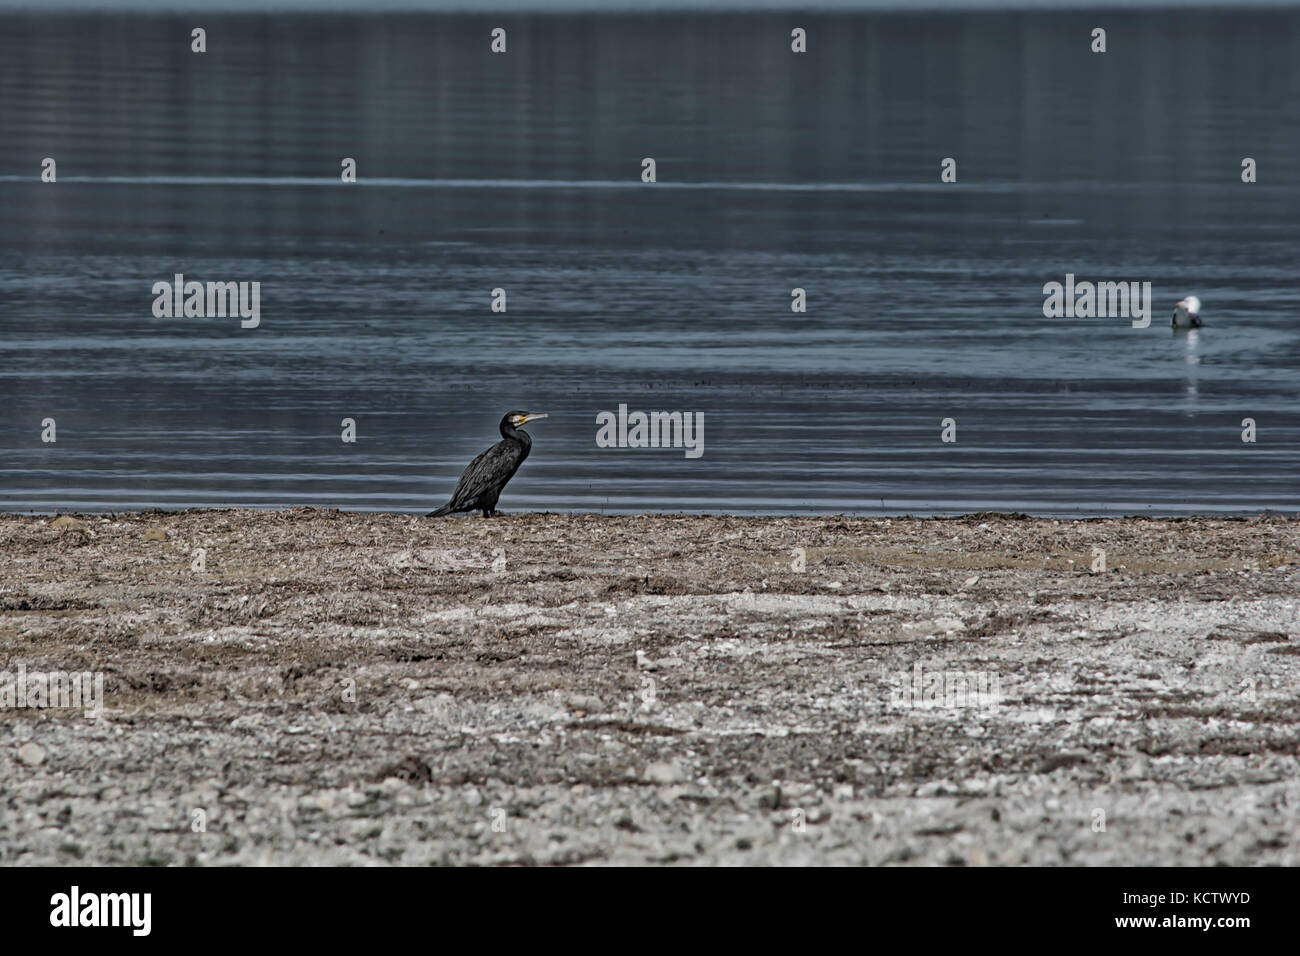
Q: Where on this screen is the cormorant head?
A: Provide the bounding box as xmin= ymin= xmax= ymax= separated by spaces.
xmin=501 ymin=410 xmax=549 ymax=433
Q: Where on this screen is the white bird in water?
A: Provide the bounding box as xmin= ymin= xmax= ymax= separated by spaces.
xmin=1172 ymin=296 xmax=1202 ymax=328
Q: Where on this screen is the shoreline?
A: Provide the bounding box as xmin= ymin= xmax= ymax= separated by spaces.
xmin=1 ymin=511 xmax=1297 ymax=864
xmin=6 ymin=507 xmax=1300 ymax=520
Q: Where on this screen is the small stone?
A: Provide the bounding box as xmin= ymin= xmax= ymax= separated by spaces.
xmin=18 ymin=743 xmax=46 ymax=766
xmin=644 ymin=762 xmax=686 ymax=785
xmin=567 ymin=694 xmax=603 ymax=713
xmin=916 ymin=780 xmax=953 ymax=798
xmin=300 ymin=792 xmax=338 ymax=812
xmin=143 ymin=527 xmax=167 ymax=541
xmin=51 ymin=515 xmax=82 ymax=529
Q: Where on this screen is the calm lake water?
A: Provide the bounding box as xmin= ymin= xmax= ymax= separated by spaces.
xmin=1 ymin=9 xmax=1298 ymax=515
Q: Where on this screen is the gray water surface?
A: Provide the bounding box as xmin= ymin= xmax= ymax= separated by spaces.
xmin=1 ymin=10 xmax=1298 ymax=514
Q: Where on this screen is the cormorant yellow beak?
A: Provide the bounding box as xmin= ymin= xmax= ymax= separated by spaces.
xmin=519 ymin=413 xmax=549 ymax=424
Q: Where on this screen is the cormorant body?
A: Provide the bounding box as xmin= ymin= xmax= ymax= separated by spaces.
xmin=428 ymin=411 xmax=548 ymax=517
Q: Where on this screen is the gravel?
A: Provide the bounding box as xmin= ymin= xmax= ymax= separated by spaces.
xmin=0 ymin=509 xmax=1297 ymax=865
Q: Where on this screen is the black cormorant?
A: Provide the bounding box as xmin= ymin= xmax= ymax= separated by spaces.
xmin=427 ymin=411 xmax=549 ymax=517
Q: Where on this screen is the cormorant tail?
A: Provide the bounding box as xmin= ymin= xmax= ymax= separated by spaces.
xmin=427 ymin=503 xmax=455 ymax=518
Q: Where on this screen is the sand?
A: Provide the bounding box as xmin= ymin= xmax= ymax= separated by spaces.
xmin=0 ymin=509 xmax=1297 ymax=865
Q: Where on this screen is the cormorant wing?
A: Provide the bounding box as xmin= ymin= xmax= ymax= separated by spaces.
xmin=447 ymin=439 xmax=524 ymax=508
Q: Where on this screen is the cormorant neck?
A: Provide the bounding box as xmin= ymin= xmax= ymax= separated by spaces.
xmin=500 ymin=421 xmax=531 ymax=446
